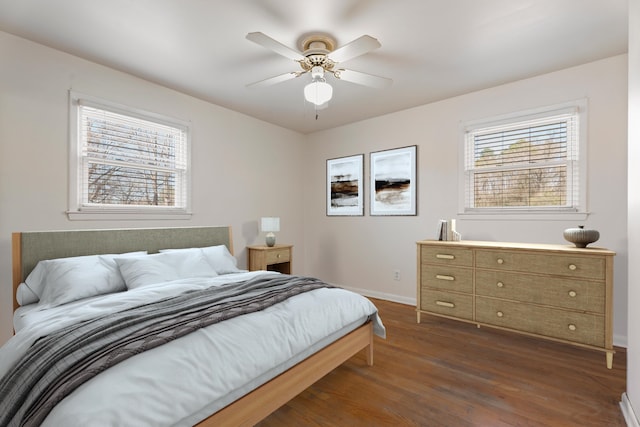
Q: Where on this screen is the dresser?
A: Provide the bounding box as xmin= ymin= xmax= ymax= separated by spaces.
xmin=247 ymin=244 xmax=293 ymax=274
xmin=416 ymin=240 xmax=615 ymax=368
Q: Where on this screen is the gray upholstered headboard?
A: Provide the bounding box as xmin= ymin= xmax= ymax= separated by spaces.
xmin=12 ymin=226 xmax=233 ymax=311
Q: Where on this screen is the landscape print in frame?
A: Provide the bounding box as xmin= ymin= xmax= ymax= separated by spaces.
xmin=327 ymin=154 xmax=364 ymax=216
xmin=370 ymin=145 xmax=417 ymax=216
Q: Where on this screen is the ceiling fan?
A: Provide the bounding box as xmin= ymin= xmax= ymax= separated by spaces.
xmin=246 ymin=32 xmax=392 ymax=106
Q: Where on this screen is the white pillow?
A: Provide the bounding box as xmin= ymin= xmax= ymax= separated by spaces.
xmin=160 ymin=245 xmax=244 ymax=274
xmin=24 ymin=252 xmax=147 ymax=308
xmin=16 ymin=282 xmax=39 ymax=306
xmin=201 ymin=245 xmax=245 ymax=274
xmin=116 ymin=249 xmax=219 ymax=289
xmin=23 ymin=261 xmax=48 ymax=300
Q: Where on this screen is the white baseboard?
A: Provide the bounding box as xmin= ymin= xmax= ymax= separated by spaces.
xmin=621 ymin=393 xmax=640 ymax=427
xmin=615 ymin=334 xmax=629 ymax=348
xmin=340 ymin=286 xmax=416 ymax=306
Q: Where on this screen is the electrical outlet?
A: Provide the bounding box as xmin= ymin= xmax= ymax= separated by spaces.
xmin=393 ymin=270 xmax=400 ymax=281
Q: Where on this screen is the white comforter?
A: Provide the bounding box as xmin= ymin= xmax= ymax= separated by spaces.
xmin=2 ymin=271 xmax=385 ymax=426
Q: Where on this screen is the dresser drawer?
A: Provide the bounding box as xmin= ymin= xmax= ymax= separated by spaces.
xmin=475 ymin=297 xmax=605 ymax=347
xmin=475 ymin=270 xmax=605 ymax=313
xmin=421 ymin=266 xmax=473 ymax=293
xmin=420 ymin=246 xmax=473 ymax=267
xmin=420 ymin=289 xmax=473 ymax=320
xmin=265 ymin=248 xmax=290 ymax=264
xmin=475 ymin=250 xmax=606 ymax=280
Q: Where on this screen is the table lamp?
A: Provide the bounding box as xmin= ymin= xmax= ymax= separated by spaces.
xmin=261 ymin=217 xmax=280 ymax=247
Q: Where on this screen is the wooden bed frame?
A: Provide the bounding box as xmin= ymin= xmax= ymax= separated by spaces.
xmin=11 ymin=226 xmax=374 ymax=426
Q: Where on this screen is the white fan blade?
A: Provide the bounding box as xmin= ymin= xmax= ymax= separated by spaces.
xmin=246 ymin=71 xmax=301 ymax=88
xmin=333 ymin=69 xmax=392 ymax=89
xmin=246 ymin=32 xmax=304 ymax=61
xmin=328 ymin=35 xmax=381 ymax=63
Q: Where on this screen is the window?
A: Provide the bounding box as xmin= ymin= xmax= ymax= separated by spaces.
xmin=68 ymin=92 xmax=191 ymax=220
xmin=461 ymin=101 xmax=586 ymax=217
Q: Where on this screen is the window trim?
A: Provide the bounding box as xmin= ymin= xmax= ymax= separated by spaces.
xmin=457 ymin=99 xmax=588 ymax=220
xmin=67 ymin=91 xmax=192 ymax=220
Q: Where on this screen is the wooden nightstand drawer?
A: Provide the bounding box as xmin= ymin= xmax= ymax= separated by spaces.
xmin=247 ymin=245 xmax=292 ymax=274
xmin=421 ymin=246 xmax=473 ymax=267
xmin=475 ymin=250 xmax=606 ymax=280
xmin=266 ymin=248 xmax=290 ymax=264
xmin=475 ymin=269 xmax=605 ymax=313
xmin=421 ymin=266 xmax=473 ymax=293
xmin=475 ymin=297 xmax=605 ymax=347
xmin=420 ymin=289 xmax=473 ymax=320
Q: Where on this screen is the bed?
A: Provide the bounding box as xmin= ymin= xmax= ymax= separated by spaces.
xmin=2 ymin=226 xmax=385 ymax=426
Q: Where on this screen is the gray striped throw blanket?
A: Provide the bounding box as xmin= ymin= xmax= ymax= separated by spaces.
xmin=0 ymin=274 xmax=333 ymax=427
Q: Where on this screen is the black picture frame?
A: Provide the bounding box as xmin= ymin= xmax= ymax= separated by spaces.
xmin=370 ymin=145 xmax=417 ymax=216
xmin=326 ymin=154 xmax=364 ymax=216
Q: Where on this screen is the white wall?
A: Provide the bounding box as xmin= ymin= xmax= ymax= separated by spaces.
xmin=304 ymin=55 xmax=629 ymax=346
xmin=0 ymin=30 xmax=630 ymax=355
xmin=623 ymin=0 xmax=640 ymax=423
xmin=0 ymin=31 xmax=306 ymax=345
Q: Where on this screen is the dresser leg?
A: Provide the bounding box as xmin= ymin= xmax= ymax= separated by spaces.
xmin=416 ymin=311 xmax=421 ymax=324
xmin=606 ymin=351 xmax=614 ymax=369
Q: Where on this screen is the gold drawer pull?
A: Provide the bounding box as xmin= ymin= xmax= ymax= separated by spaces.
xmin=436 ymin=254 xmax=455 ymax=260
xmin=568 ymin=290 xmax=577 ymax=297
xmin=436 ymin=274 xmax=455 ymax=281
xmin=496 ymin=311 xmax=504 ymax=318
xmin=568 ymin=324 xmax=577 ymax=331
xmin=497 ymin=258 xmax=504 ymax=265
xmin=277 ymin=254 xmax=282 ymax=258
xmin=436 ymin=301 xmax=455 ymax=308
xmin=568 ymin=264 xmax=577 ymax=271
xmin=496 ymin=282 xmax=504 ymax=288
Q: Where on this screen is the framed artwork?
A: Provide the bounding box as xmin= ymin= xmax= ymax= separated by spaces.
xmin=370 ymin=145 xmax=417 ymax=216
xmin=327 ymin=154 xmax=364 ymax=216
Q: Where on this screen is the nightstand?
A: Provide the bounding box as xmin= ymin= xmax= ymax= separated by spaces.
xmin=247 ymin=244 xmax=293 ymax=274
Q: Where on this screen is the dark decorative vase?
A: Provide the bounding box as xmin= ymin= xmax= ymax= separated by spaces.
xmin=563 ymin=225 xmax=599 ymax=248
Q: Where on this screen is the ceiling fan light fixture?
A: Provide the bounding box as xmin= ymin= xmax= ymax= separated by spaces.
xmin=304 ymin=80 xmax=333 ymax=106
xmin=304 ymin=67 xmax=332 ymax=105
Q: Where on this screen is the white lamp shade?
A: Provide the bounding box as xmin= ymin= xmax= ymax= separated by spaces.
xmin=261 ymin=217 xmax=280 ymax=232
xmin=304 ymin=81 xmax=333 ymax=105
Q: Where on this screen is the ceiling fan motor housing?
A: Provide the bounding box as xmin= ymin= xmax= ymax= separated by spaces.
xmin=301 ymin=35 xmax=335 ymax=52
xmin=299 ymin=35 xmax=336 ymax=71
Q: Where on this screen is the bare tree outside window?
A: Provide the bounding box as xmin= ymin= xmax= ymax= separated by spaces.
xmin=464 ymin=112 xmax=579 ymax=212
xmin=79 ymin=105 xmax=187 ymax=210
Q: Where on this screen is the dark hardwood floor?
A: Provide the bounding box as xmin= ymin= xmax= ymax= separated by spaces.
xmin=258 ymin=298 xmax=626 ymax=427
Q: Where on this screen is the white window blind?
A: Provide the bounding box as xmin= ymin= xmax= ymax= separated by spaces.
xmin=74 ymin=99 xmax=189 ymax=213
xmin=464 ymin=109 xmax=580 ymax=213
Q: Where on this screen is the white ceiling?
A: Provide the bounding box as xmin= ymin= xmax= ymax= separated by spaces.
xmin=0 ymin=0 xmax=628 ymax=134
